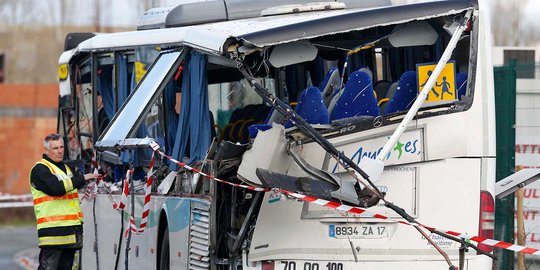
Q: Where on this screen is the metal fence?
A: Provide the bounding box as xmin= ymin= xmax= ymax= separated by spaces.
xmin=514 ymin=62 xmax=540 ymax=79
xmin=496 ymin=61 xmax=540 ymax=270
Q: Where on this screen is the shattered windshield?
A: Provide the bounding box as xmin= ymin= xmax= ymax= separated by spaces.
xmin=97 ymin=50 xmax=183 ymax=147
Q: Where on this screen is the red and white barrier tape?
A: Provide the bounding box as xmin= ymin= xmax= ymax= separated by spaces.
xmin=149 ymin=142 xmax=268 ymax=192
xmin=112 ymin=152 xmax=155 ymax=236
xmin=81 ymin=148 xmax=155 ymax=236
xmin=282 ymin=191 xmax=540 ymax=256
xmin=128 ymin=152 xmax=155 ymax=235
xmin=81 ymin=180 xmax=98 ymax=202
xmin=113 ymin=169 xmax=133 ymax=211
xmin=0 ymin=192 xmax=33 ymax=208
xmin=80 ymin=149 xmax=104 ymax=202
xmin=147 ymin=141 xmax=540 ymax=256
xmin=0 ymin=192 xmax=32 ymax=201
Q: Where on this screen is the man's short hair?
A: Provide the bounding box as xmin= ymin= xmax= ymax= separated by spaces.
xmin=44 ymin=133 xmax=62 ymax=149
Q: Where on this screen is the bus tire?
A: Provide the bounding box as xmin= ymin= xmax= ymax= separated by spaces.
xmin=158 ymin=226 xmax=170 ymax=270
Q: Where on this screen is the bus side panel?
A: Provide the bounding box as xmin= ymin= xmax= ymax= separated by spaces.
xmin=81 ymin=194 xmax=152 ymax=270
xmin=154 ymin=196 xmax=211 ymax=269
xmin=81 ymin=197 xmax=97 ymax=268
xmin=249 ymin=158 xmax=484 ymax=265
xmin=156 ymin=196 xmax=191 ymax=269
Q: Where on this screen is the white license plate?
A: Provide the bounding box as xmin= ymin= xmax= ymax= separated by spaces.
xmin=329 ymin=224 xmax=388 ymax=239
xmin=277 ymin=260 xmax=347 ymax=270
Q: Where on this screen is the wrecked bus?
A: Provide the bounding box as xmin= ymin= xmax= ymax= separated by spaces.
xmin=57 ymin=0 xmax=496 ymax=269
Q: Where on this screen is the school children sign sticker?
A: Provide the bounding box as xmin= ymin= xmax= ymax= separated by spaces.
xmin=417 ymin=61 xmax=457 ymax=106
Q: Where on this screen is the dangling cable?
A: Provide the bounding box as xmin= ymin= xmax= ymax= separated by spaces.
xmin=124 ymin=150 xmax=135 ymax=270
xmin=113 ymin=177 xmax=125 ymax=270
xmin=92 ymin=193 xmax=100 ymax=270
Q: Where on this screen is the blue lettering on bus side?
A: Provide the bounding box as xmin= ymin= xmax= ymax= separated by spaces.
xmin=330 ymin=139 xmax=420 ymax=173
xmin=404 ymin=140 xmax=418 ymax=154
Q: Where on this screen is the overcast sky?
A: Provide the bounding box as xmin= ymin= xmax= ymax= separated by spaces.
xmin=395 ymin=0 xmax=540 ymax=30
xmin=522 ymin=1 xmax=540 ymax=27
xmin=95 ymin=0 xmax=540 ymax=28
xmin=0 ymin=0 xmax=535 ymax=27
xmin=1 ymin=0 xmax=539 ymax=45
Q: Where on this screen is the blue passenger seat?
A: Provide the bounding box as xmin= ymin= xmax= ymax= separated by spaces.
xmin=318 ymin=67 xmax=341 ymax=107
xmin=330 ymin=70 xmax=380 ymax=121
xmin=384 ymin=71 xmax=418 ymax=115
xmin=456 ymin=72 xmax=468 ymax=99
xmin=296 ymin=86 xmax=330 ymax=125
xmin=250 ymin=87 xmax=330 ymax=138
xmin=358 ymin=66 xmax=373 ymax=81
xmin=286 ymin=86 xmax=330 ymax=128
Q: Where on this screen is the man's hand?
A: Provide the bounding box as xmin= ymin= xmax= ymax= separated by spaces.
xmin=84 ymin=173 xmax=101 ymax=181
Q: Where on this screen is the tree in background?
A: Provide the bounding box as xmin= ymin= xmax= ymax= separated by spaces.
xmin=0 ymin=0 xmax=141 ymax=84
xmin=394 ymin=0 xmax=540 ymax=47
xmin=490 ymin=0 xmax=539 ymax=47
xmin=0 ymin=0 xmax=539 ymax=84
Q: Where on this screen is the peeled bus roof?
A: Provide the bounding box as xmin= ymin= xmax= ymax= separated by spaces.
xmin=72 ymin=0 xmax=476 ymax=58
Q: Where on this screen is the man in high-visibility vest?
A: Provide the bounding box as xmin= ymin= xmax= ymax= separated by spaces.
xmin=30 ymin=133 xmax=99 ymax=270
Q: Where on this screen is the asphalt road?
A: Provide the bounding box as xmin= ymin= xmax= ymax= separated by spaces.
xmin=1 ymin=226 xmax=540 ymax=270
xmin=0 ymin=226 xmax=39 ymax=270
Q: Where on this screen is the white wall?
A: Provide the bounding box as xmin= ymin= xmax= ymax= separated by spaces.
xmin=492 ymin=46 xmax=540 ymax=66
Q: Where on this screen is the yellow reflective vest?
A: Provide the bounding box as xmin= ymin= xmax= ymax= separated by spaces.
xmin=30 ymin=159 xmax=83 ymax=246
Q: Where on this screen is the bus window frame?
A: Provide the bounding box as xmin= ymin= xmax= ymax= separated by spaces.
xmin=96 ymin=49 xmax=187 ymax=149
xmin=62 ymin=56 xmax=92 ymax=162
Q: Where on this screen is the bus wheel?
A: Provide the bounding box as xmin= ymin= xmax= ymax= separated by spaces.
xmin=159 ymin=226 xmax=170 ymax=270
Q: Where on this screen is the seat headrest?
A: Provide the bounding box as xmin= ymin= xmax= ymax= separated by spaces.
xmin=330 ymin=70 xmax=379 ymax=121
xmin=384 ymin=71 xmax=417 ymax=115
xmin=295 ymin=86 xmax=330 ymax=125
xmin=358 ymin=66 xmax=373 ymax=81
xmin=456 ymin=72 xmax=468 ymax=99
